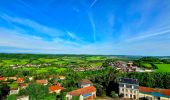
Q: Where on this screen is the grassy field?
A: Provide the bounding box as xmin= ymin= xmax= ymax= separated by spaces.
xmin=142 ymin=63 xmax=152 ymax=69
xmin=20 ymin=67 xmax=67 ymax=74
xmin=8 ymin=82 xmax=18 ymax=88
xmin=155 ymin=64 xmax=170 ymax=72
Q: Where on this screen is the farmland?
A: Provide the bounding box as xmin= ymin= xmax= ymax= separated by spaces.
xmin=155 ymin=64 xmax=170 ymax=72
xmin=0 ymin=54 xmax=109 ymax=77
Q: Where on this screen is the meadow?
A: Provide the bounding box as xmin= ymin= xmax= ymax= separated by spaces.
xmin=155 ymin=64 xmax=170 ymax=72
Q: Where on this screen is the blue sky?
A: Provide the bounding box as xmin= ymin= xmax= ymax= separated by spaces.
xmin=0 ymin=0 xmax=170 ymax=56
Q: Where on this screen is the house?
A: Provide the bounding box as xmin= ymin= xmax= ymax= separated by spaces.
xmin=49 ymin=85 xmax=64 ymax=94
xmin=78 ymin=79 xmax=93 ymax=88
xmin=20 ymin=83 xmax=28 ymax=89
xmin=8 ymin=77 xmax=17 ymax=80
xmin=139 ymin=86 xmax=170 ymax=100
xmin=119 ymin=78 xmax=139 ymax=99
xmin=10 ymin=87 xmax=19 ymax=95
xmin=16 ymin=95 xmax=29 ymax=100
xmin=36 ymin=79 xmax=48 ymax=85
xmin=17 ymin=78 xmax=24 ymax=83
xmin=48 ymin=75 xmax=53 ymax=80
xmin=66 ymin=86 xmax=96 ymax=100
xmin=28 ymin=76 xmax=33 ymax=81
xmin=59 ymin=76 xmax=65 ymax=80
xmin=0 ymin=77 xmax=7 ymax=81
xmin=127 ymin=61 xmax=133 ymax=67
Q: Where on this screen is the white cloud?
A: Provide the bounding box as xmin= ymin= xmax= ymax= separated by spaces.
xmin=67 ymin=31 xmax=80 ymax=41
xmin=87 ymin=12 xmax=96 ymax=42
xmin=89 ymin=0 xmax=98 ymax=9
xmin=126 ymin=27 xmax=170 ymax=42
xmin=0 ymin=26 xmax=114 ymax=54
xmin=0 ymin=13 xmax=64 ymax=37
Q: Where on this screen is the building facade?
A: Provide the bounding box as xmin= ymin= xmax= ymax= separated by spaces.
xmin=119 ymin=78 xmax=139 ymax=99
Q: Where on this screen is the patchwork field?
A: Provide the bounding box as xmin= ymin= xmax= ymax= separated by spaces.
xmin=155 ymin=64 xmax=170 ymax=72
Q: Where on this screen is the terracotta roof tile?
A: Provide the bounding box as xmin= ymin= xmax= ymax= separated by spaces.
xmin=68 ymin=86 xmax=96 ymax=96
xmin=36 ymin=80 xmax=47 ymax=84
xmin=49 ymin=85 xmax=64 ymax=92
xmin=79 ymin=79 xmax=93 ymax=85
xmin=161 ymin=89 xmax=170 ymax=96
xmin=139 ymin=86 xmax=170 ymax=96
xmin=17 ymin=78 xmax=24 ymax=83
xmin=0 ymin=77 xmax=6 ymax=81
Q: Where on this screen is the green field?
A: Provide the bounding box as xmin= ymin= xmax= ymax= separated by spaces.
xmin=155 ymin=64 xmax=170 ymax=72
xmin=20 ymin=67 xmax=67 ymax=74
xmin=142 ymin=63 xmax=152 ymax=69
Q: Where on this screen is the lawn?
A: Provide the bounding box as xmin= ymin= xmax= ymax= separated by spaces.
xmin=90 ymin=62 xmax=103 ymax=67
xmin=155 ymin=64 xmax=170 ymax=72
xmin=142 ymin=63 xmax=152 ymax=69
xmin=8 ymin=82 xmax=18 ymax=88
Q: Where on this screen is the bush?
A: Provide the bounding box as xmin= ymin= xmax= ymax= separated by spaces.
xmin=110 ymin=91 xmax=117 ymax=98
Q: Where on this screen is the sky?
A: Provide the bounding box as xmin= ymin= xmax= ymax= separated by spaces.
xmin=0 ymin=0 xmax=170 ymax=56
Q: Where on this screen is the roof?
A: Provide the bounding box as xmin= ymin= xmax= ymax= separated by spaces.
xmin=0 ymin=77 xmax=6 ymax=81
xmin=49 ymin=85 xmax=64 ymax=92
xmin=59 ymin=76 xmax=65 ymax=79
xmin=139 ymin=86 xmax=170 ymax=97
xmin=20 ymin=83 xmax=27 ymax=87
xmin=17 ymin=78 xmax=24 ymax=83
xmin=119 ymin=78 xmax=138 ymax=84
xmin=79 ymin=79 xmax=93 ymax=85
xmin=8 ymin=77 xmax=17 ymax=80
xmin=10 ymin=87 xmax=19 ymax=90
xmin=68 ymin=86 xmax=96 ymax=96
xmin=36 ymin=80 xmax=47 ymax=84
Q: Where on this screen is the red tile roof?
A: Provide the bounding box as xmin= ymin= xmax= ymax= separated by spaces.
xmin=10 ymin=87 xmax=19 ymax=90
xmin=79 ymin=79 xmax=93 ymax=85
xmin=68 ymin=86 xmax=96 ymax=96
xmin=162 ymin=90 xmax=170 ymax=96
xmin=49 ymin=85 xmax=64 ymax=92
xmin=20 ymin=83 xmax=27 ymax=87
xmin=36 ymin=80 xmax=47 ymax=84
xmin=17 ymin=78 xmax=24 ymax=83
xmin=0 ymin=77 xmax=6 ymax=81
xmin=139 ymin=86 xmax=170 ymax=96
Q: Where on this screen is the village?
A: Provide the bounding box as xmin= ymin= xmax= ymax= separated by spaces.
xmin=1 ymin=75 xmax=170 ymax=100
xmin=1 ymin=58 xmax=170 ymax=100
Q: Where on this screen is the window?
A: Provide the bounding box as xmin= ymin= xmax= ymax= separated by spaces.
xmin=127 ymin=85 xmax=132 ymax=88
xmin=119 ymin=84 xmax=124 ymax=87
xmin=132 ymin=85 xmax=134 ymax=89
xmin=130 ymin=90 xmax=132 ymax=93
xmin=126 ymin=89 xmax=128 ymax=92
xmin=134 ymin=95 xmax=136 ymax=99
xmin=122 ymin=89 xmax=124 ymax=91
xmin=130 ymin=94 xmax=132 ymax=98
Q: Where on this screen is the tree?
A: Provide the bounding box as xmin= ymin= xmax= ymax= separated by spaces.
xmin=6 ymin=94 xmax=17 ymax=100
xmin=0 ymin=84 xmax=10 ymax=99
xmin=24 ymin=77 xmax=30 ymax=83
xmin=110 ymin=91 xmax=117 ymax=98
xmin=25 ymin=83 xmax=48 ymax=100
xmin=72 ymin=96 xmax=80 ymax=100
xmin=119 ymin=93 xmax=124 ymax=98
